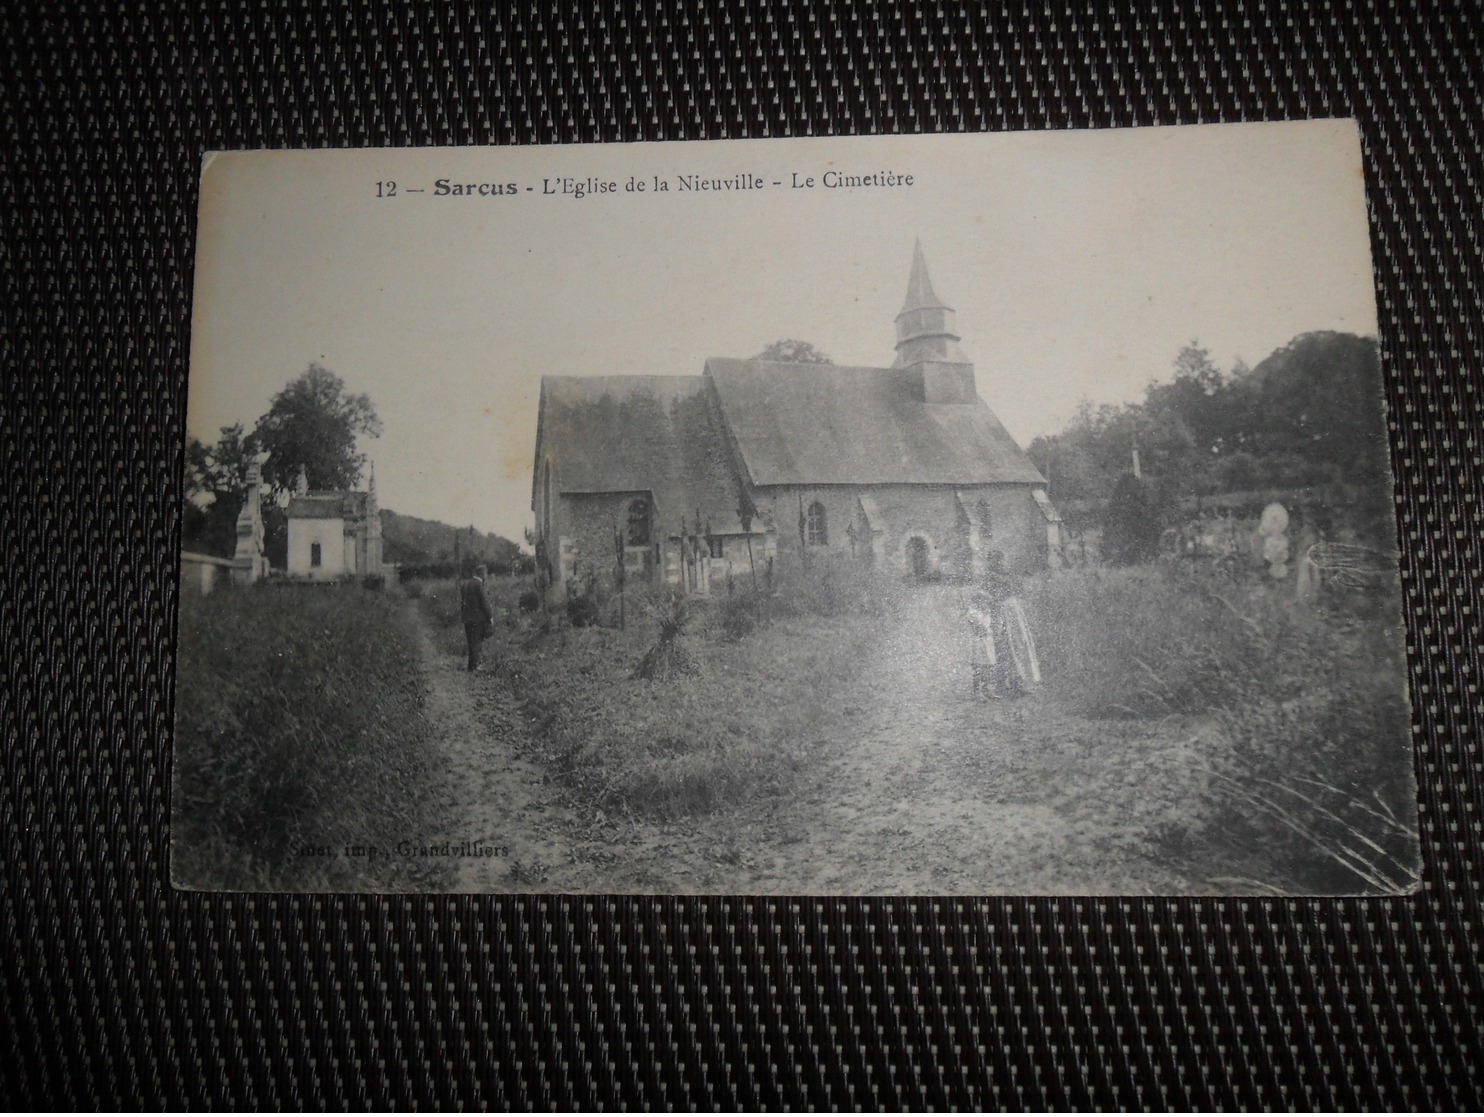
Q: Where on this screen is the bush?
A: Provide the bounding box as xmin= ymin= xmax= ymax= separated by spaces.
xmin=717 ymin=591 xmax=766 ymax=641
xmin=1102 ymin=472 xmax=1163 ymax=565
xmin=1026 ymin=566 xmax=1310 ymax=718
xmin=633 ymin=593 xmax=699 ymax=680
xmin=172 ymin=586 xmax=447 ymax=889
xmin=566 ymin=593 xmax=601 ymax=628
xmin=1204 ymin=678 xmax=1417 ymax=891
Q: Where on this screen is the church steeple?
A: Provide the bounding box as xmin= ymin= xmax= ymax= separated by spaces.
xmin=893 ymin=241 xmax=976 ymax=403
xmin=899 ymin=238 xmax=950 ymax=317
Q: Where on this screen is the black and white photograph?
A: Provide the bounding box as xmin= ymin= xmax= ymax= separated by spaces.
xmin=173 ymin=121 xmax=1419 ymax=895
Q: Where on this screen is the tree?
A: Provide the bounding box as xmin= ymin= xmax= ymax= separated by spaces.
xmin=754 ymin=339 xmax=833 ymax=364
xmin=254 ymin=363 xmax=382 ymax=499
xmin=1171 ymin=340 xmax=1223 ymax=394
xmin=1252 ymin=332 xmax=1385 ymax=478
xmin=181 ymin=422 xmax=260 ymax=556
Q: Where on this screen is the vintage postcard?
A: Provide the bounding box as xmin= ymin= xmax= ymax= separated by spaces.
xmin=173 ymin=122 xmax=1419 ymax=894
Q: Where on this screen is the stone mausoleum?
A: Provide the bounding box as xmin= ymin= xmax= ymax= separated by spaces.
xmin=285 ymin=466 xmax=384 ymax=581
xmin=531 ymin=244 xmax=1061 ymax=596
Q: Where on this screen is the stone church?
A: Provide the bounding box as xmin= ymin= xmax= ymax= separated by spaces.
xmin=531 ymin=244 xmax=1060 ymax=596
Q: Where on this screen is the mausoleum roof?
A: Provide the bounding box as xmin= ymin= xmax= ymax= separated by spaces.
xmin=287 ymin=491 xmax=370 ymax=520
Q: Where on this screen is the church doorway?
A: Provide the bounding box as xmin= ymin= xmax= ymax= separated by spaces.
xmin=906 ymin=536 xmax=932 ymax=582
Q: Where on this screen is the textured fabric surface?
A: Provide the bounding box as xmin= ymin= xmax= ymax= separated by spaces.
xmin=4 ymin=3 xmax=1481 ymax=1108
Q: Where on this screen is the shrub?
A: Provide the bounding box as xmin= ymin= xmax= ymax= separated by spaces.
xmin=566 ymin=593 xmax=600 ymax=628
xmin=633 ymin=593 xmax=699 ymax=680
xmin=1025 ymin=566 xmax=1315 ymax=718
xmin=1202 ymin=677 xmax=1418 ymax=892
xmin=717 ymin=590 xmax=766 ymax=641
xmin=518 ymin=589 xmax=541 ymax=613
xmin=1102 ymin=472 xmax=1162 ymax=565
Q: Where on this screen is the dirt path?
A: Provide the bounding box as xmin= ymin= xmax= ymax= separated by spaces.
xmin=419 ymin=622 xmax=749 ymax=893
xmin=415 ymin=648 xmax=579 ymax=890
xmin=418 ymin=590 xmax=1204 ymax=894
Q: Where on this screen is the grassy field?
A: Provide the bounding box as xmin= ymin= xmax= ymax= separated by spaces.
xmin=417 ymin=560 xmax=1419 ymax=895
xmin=172 ymin=584 xmax=453 ymax=890
xmin=174 ymin=560 xmax=1418 ymax=895
xmin=1024 ymin=564 xmax=1419 ymax=893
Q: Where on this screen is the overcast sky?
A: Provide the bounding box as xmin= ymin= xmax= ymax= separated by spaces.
xmin=188 ymin=120 xmax=1378 ymax=542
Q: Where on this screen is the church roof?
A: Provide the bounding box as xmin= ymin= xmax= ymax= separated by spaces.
xmin=287 ymin=491 xmax=370 ymax=520
xmin=535 ymin=376 xmax=751 ymax=534
xmin=704 ymin=359 xmax=1045 ymax=487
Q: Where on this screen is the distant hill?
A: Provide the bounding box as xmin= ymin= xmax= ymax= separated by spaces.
xmin=379 ymin=509 xmax=523 ymax=569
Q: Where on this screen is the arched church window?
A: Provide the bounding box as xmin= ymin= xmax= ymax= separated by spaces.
xmin=310 ymin=542 xmax=322 ymax=568
xmin=627 ymin=498 xmax=651 ymax=546
xmin=806 ymin=501 xmax=828 ymax=546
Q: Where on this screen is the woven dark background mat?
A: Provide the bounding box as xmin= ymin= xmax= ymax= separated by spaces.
xmin=4 ymin=3 xmax=1481 ymax=1108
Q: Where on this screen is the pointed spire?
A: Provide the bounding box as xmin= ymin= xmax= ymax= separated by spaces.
xmin=899 ymin=238 xmax=952 ymax=316
xmin=893 ymin=241 xmax=975 ymax=402
xmin=368 ymin=461 xmax=377 ymax=497
xmin=894 ymin=240 xmax=967 ymax=369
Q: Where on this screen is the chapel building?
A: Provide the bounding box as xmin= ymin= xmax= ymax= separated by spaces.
xmin=284 ymin=466 xmax=384 ymax=581
xmin=531 ymin=244 xmax=1060 ymax=595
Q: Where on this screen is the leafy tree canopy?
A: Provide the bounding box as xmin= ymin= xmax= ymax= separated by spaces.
xmin=255 ymin=363 xmax=382 ymax=497
xmin=754 ymin=339 xmax=834 ymax=364
xmin=1027 ymin=331 xmax=1384 ymax=515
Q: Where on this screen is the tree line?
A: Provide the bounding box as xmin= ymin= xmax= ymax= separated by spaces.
xmin=1026 ymin=331 xmax=1392 ymax=543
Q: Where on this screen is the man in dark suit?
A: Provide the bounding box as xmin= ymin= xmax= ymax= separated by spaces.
xmin=460 ymin=564 xmax=494 ymax=672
